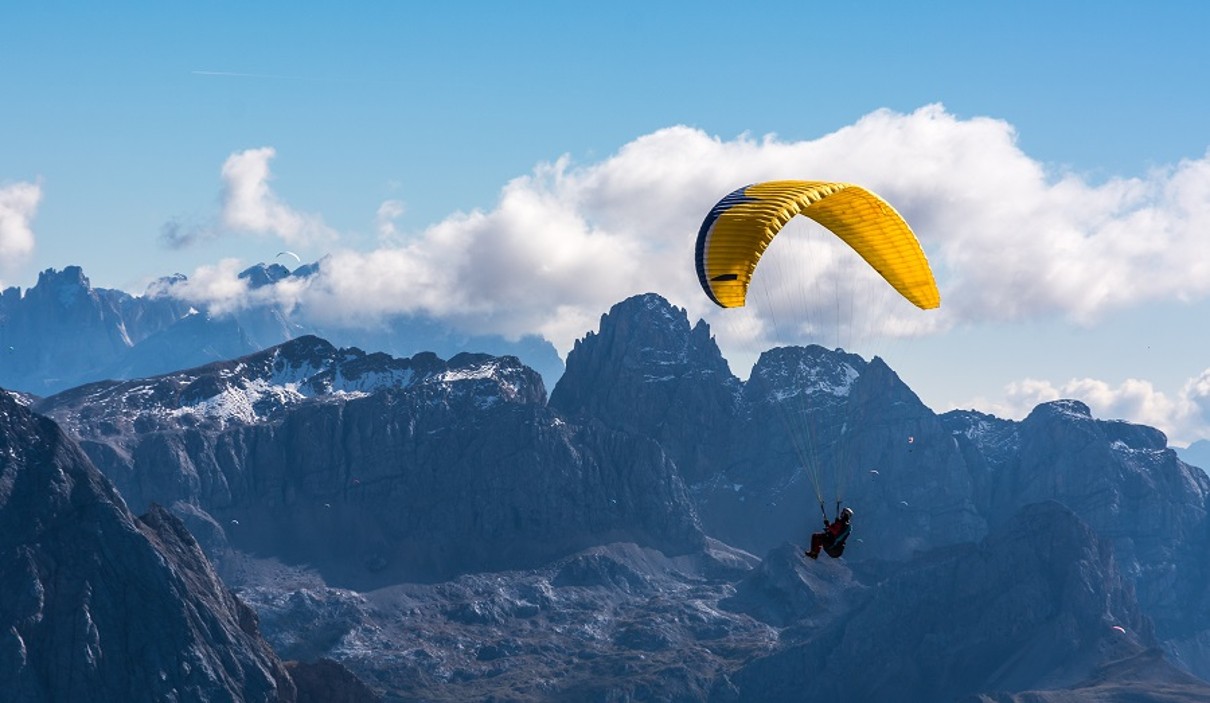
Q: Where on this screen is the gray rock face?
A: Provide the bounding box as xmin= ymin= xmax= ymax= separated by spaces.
xmin=0 ymin=266 xmax=191 ymax=394
xmin=550 ymin=293 xmax=742 ymax=484
xmin=554 ymin=294 xmax=1210 ymax=685
xmin=719 ymin=542 xmax=865 ymax=628
xmin=284 ymin=658 xmax=379 ymax=703
xmin=552 ymin=294 xmax=986 ymax=561
xmin=0 ymin=390 xmax=296 ymax=702
xmin=37 ymin=336 xmax=705 ymax=586
xmin=233 ymin=541 xmax=771 ymax=703
xmin=946 ymin=400 xmax=1210 ymax=679
xmin=719 ymin=502 xmax=1168 ymax=703
xmin=17 ymin=287 xmax=1210 ymax=699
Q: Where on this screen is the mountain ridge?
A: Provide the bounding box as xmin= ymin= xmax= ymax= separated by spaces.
xmin=0 ymin=264 xmax=563 ymax=395
xmin=11 ymin=289 xmax=1210 ymax=700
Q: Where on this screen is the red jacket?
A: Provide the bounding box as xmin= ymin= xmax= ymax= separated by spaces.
xmin=824 ymin=519 xmax=851 ymax=546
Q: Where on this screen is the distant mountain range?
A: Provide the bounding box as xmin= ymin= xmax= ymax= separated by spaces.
xmin=0 ymin=264 xmax=563 ymax=396
xmin=1176 ymin=439 xmax=1210 ymax=474
xmin=4 ymin=290 xmax=1210 ymax=701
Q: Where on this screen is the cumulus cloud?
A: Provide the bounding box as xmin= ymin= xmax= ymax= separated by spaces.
xmin=172 ymin=105 xmax=1210 ymax=369
xmin=220 ymin=147 xmax=336 ymax=245
xmin=162 ymin=257 xmax=311 ymax=317
xmin=375 ymin=199 xmax=406 ymax=244
xmin=160 ymin=147 xmax=336 ymax=250
xmin=0 ymin=180 xmax=41 ymax=268
xmin=966 ymin=370 xmax=1210 ymax=445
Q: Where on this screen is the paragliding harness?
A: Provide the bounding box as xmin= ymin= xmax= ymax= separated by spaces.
xmin=816 ymin=501 xmax=851 ymax=558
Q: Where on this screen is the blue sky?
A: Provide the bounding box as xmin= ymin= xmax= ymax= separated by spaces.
xmin=3 ymin=2 xmax=1210 ymax=443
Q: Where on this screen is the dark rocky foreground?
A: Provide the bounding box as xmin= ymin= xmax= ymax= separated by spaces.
xmin=0 ymin=390 xmax=297 ymax=702
xmin=220 ymin=502 xmax=1210 ymax=702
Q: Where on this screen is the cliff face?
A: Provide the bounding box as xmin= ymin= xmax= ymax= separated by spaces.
xmin=0 ymin=266 xmax=192 ymax=394
xmin=549 ymin=293 xmax=742 ymax=484
xmin=552 ymin=294 xmax=987 ymax=562
xmin=37 ymin=337 xmax=705 ymax=587
xmin=720 ymin=502 xmax=1166 ymax=703
xmin=553 ymin=295 xmax=1210 ymax=681
xmin=946 ymin=400 xmax=1210 ymax=676
xmin=17 ymin=288 xmax=1210 ymax=699
xmin=0 ymin=390 xmax=296 ymax=703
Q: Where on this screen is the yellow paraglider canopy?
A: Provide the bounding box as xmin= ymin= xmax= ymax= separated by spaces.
xmin=694 ymin=180 xmax=940 ymax=310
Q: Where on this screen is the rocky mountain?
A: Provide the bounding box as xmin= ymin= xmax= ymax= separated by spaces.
xmin=0 ymin=264 xmax=563 ymax=396
xmin=717 ymin=502 xmax=1183 ymax=702
xmin=551 ymin=293 xmax=1210 ymax=690
xmin=945 ymin=402 xmax=1210 ymax=680
xmin=0 ymin=266 xmax=192 ymax=394
xmin=0 ymin=389 xmax=298 ymax=702
xmin=227 ymin=539 xmax=766 ymax=702
xmin=223 ymin=502 xmax=1209 ymax=703
xmin=16 ymin=289 xmax=1210 ymax=700
xmin=552 ymin=294 xmax=986 ymax=562
xmin=35 ymin=335 xmax=705 ymax=587
xmin=1176 ymin=439 xmax=1210 ymax=475
xmin=549 ymin=293 xmax=742 ymax=485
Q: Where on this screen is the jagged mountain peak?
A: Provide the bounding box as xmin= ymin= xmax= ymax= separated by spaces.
xmin=27 ymin=265 xmax=101 ymax=308
xmin=554 ymin=292 xmax=733 ymax=393
xmin=1019 ymin=399 xmax=1175 ymax=455
xmin=550 ymin=293 xmax=739 ymax=484
xmin=2 ymin=262 xmax=561 ymax=397
xmin=1026 ymin=398 xmax=1094 ymax=423
xmin=147 ymin=271 xmax=187 ymax=290
xmin=239 ymin=262 xmax=294 ymax=289
xmin=565 ymin=292 xmax=725 ymax=370
xmin=608 ymin=292 xmax=692 ymax=328
xmin=239 ymin=261 xmax=291 ymax=286
xmin=746 ymin=344 xmax=868 ymax=404
xmin=943 ymin=408 xmax=1021 ymax=464
xmin=36 ymin=334 xmax=547 ymax=434
xmin=36 ymin=264 xmax=90 ymax=289
xmin=238 ymin=259 xmax=324 ymax=290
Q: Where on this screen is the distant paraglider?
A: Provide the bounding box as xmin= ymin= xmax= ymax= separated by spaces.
xmin=1112 ymin=625 xmax=1127 ymax=634
xmin=276 ymin=250 xmax=301 ymax=264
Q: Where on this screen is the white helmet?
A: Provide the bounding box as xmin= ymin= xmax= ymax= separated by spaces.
xmin=839 ymin=507 xmax=853 ymax=521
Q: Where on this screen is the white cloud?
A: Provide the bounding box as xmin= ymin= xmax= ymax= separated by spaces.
xmin=159 ymin=259 xmax=251 ymax=314
xmin=375 ymin=199 xmax=406 ymax=244
xmin=220 ymin=147 xmax=335 ymax=245
xmin=0 ymin=180 xmax=41 ymax=269
xmin=174 ymin=105 xmax=1210 ymax=370
xmin=160 ymin=257 xmax=313 ymax=317
xmin=966 ymin=371 xmax=1210 ymax=446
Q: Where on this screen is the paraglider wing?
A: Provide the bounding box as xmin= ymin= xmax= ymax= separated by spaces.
xmin=694 ymin=180 xmax=940 ymax=309
xmin=276 ymin=250 xmax=301 ymax=264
